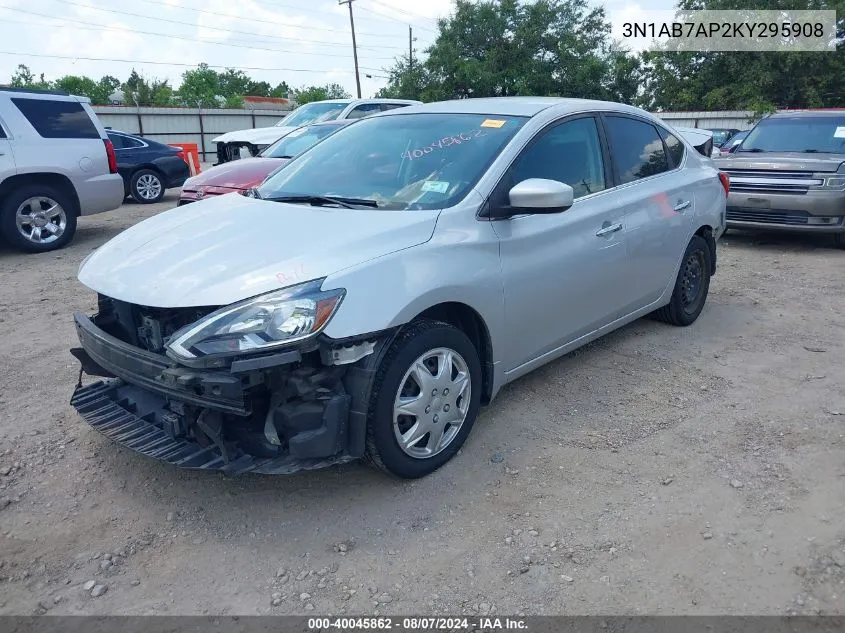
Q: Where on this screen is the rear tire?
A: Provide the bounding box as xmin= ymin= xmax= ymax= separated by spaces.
xmin=130 ymin=169 xmax=165 ymax=204
xmin=653 ymin=235 xmax=712 ymax=326
xmin=833 ymin=232 xmax=845 ymax=249
xmin=0 ymin=184 xmax=77 ymax=253
xmin=364 ymin=319 xmax=482 ymax=479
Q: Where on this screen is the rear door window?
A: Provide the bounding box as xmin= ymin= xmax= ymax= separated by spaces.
xmin=11 ymin=98 xmax=99 ymax=139
xmin=603 ymin=116 xmax=669 ymax=184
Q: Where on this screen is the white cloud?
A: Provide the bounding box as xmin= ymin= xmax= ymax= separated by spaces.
xmin=0 ymin=0 xmax=675 ymax=96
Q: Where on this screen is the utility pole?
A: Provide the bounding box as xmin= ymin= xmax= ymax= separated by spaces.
xmin=339 ymin=0 xmax=362 ymax=98
xmin=409 ymin=25 xmax=413 ymax=73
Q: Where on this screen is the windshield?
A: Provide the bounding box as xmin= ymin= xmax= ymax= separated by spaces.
xmin=741 ymin=116 xmax=845 ymax=153
xmin=258 ymin=113 xmax=528 ymax=210
xmin=708 ymin=129 xmax=734 ymax=146
xmin=261 ymin=124 xmax=343 ymax=158
xmin=275 ymin=102 xmax=347 ymax=128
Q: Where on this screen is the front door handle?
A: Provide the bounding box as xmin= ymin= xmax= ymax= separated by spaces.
xmin=674 ymin=200 xmax=692 ymax=213
xmin=596 ymin=222 xmax=623 ymax=237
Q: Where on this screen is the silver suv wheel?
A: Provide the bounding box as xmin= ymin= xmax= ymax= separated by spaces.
xmin=15 ymin=197 xmax=67 ymax=245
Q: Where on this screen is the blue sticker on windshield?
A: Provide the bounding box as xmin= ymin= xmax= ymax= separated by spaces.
xmin=421 ymin=180 xmax=449 ymax=194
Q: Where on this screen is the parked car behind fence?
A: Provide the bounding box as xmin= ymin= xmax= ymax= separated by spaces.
xmin=211 ymin=98 xmax=421 ymax=164
xmin=105 ymin=130 xmax=190 ymax=204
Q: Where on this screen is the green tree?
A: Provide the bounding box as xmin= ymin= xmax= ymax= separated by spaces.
xmin=270 ymin=81 xmax=292 ymax=99
xmin=293 ymin=83 xmax=351 ymax=104
xmin=375 ymin=55 xmax=427 ymax=100
xmin=9 ymin=64 xmax=51 ymax=90
xmin=122 ymin=69 xmax=174 ymax=106
xmin=218 ymin=69 xmax=250 ymax=99
xmin=176 ymin=63 xmax=220 ymax=107
xmin=377 ymin=0 xmax=640 ymax=103
xmin=640 ymin=0 xmax=845 ymax=111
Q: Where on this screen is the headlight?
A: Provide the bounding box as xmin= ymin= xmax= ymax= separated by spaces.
xmin=816 ymin=176 xmax=845 ymax=190
xmin=166 ymin=279 xmax=344 ymax=361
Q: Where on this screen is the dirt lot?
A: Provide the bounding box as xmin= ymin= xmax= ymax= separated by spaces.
xmin=0 ymin=191 xmax=843 ymax=616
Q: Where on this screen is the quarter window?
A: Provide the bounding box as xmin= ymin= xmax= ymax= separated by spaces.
xmin=11 ymin=98 xmax=99 ymax=139
xmin=603 ymin=116 xmax=669 ymax=184
xmin=346 ymin=103 xmax=382 ymax=120
xmin=509 ymin=117 xmax=606 ymax=199
xmin=659 ymin=129 xmax=685 ymax=169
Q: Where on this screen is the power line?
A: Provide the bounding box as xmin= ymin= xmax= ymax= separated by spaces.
xmin=0 ymin=8 xmax=400 ymax=61
xmin=0 ymin=50 xmax=388 ymax=75
xmin=49 ymin=0 xmax=409 ymax=50
xmin=367 ymin=0 xmax=439 ymax=26
xmin=355 ymin=4 xmax=437 ymax=34
xmin=250 ymin=0 xmax=436 ymax=32
xmin=137 ymin=0 xmax=408 ymax=39
xmin=0 ymin=50 xmax=391 ymax=74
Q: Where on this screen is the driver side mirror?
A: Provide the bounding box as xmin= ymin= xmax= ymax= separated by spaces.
xmin=489 ymin=178 xmax=574 ymax=219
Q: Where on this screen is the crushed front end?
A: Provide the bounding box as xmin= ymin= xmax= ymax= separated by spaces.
xmin=70 ymin=294 xmax=381 ymax=475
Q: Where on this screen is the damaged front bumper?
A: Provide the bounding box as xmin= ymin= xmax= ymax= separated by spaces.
xmin=70 ymin=312 xmax=379 ymax=475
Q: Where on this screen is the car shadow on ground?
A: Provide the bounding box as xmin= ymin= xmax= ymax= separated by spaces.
xmin=724 ymin=229 xmax=843 ymax=253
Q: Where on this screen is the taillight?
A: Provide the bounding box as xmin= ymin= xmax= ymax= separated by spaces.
xmin=718 ymin=171 xmax=730 ymax=196
xmin=103 ymin=139 xmax=118 ymax=174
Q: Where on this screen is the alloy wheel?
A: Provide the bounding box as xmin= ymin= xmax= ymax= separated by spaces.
xmin=15 ymin=197 xmax=67 ymax=245
xmin=135 ymin=173 xmax=162 ymax=200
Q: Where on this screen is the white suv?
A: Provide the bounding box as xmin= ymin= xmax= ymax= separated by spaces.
xmin=211 ymin=98 xmax=422 ymax=163
xmin=0 ymin=88 xmax=124 ymax=252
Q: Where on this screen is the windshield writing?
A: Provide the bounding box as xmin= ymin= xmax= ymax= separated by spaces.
xmin=258 ymin=113 xmax=527 ymax=210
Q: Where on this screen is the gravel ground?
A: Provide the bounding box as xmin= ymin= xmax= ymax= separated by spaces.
xmin=0 ymin=191 xmax=844 ymax=616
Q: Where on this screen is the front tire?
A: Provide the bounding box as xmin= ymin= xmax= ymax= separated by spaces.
xmin=0 ymin=185 xmax=77 ymax=253
xmin=653 ymin=235 xmax=712 ymax=326
xmin=364 ymin=320 xmax=482 ymax=479
xmin=130 ymin=169 xmax=165 ymax=204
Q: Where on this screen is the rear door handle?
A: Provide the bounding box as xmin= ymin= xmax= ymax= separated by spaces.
xmin=674 ymin=200 xmax=692 ymax=213
xmin=596 ymin=222 xmax=623 ymax=237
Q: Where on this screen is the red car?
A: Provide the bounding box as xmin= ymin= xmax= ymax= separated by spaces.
xmin=179 ymin=120 xmax=351 ymax=205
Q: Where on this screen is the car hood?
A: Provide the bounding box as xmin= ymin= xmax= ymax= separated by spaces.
xmin=211 ymin=126 xmax=295 ymax=145
xmin=78 ymin=194 xmax=439 ymax=307
xmin=184 ymin=158 xmax=289 ymax=190
xmin=715 ymin=153 xmax=845 ymax=173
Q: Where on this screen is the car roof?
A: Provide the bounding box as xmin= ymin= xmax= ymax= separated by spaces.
xmin=769 ymin=110 xmax=845 ymax=119
xmin=377 ymin=97 xmax=652 ymax=119
xmin=305 ymin=120 xmax=354 ymax=127
xmin=303 ymin=98 xmax=421 ymax=106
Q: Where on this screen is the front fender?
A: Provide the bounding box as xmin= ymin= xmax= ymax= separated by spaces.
xmin=321 ymin=208 xmax=505 ymax=366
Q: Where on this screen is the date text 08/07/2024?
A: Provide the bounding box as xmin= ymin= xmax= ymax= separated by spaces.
xmin=307 ymin=617 xmax=528 ymax=630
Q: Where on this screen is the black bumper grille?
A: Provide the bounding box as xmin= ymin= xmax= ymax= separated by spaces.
xmin=726 ymin=207 xmax=810 ymax=226
xmin=71 ymin=379 xmax=356 ymax=475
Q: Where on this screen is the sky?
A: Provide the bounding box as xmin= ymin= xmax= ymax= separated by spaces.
xmin=0 ymin=0 xmax=676 ymax=99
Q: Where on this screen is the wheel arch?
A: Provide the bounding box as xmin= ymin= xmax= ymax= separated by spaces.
xmin=694 ymin=224 xmax=717 ymax=275
xmin=0 ymin=173 xmax=81 ymax=216
xmin=411 ymin=302 xmax=495 ymax=406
